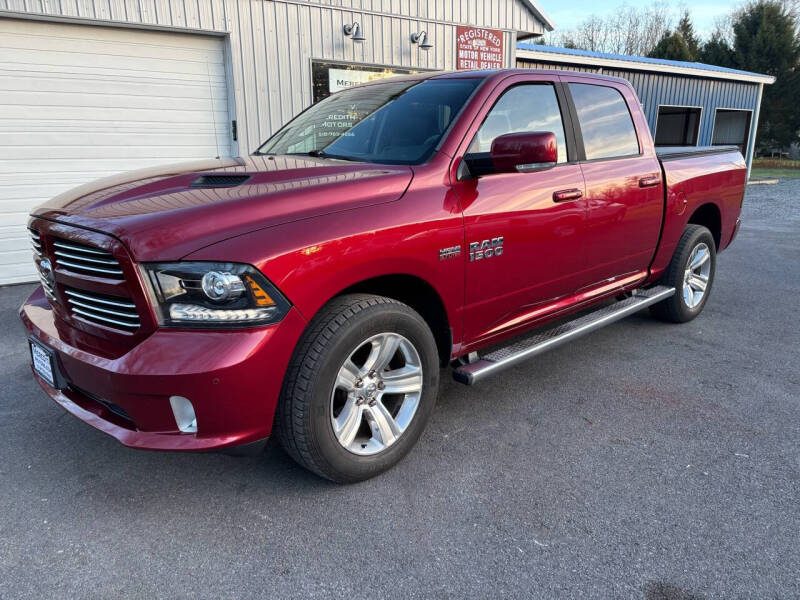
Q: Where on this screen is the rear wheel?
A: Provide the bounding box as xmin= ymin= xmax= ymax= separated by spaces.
xmin=277 ymin=294 xmax=439 ymax=482
xmin=650 ymin=224 xmax=716 ymax=323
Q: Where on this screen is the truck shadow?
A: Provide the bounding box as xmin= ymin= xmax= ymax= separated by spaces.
xmin=645 ymin=581 xmax=705 ymax=600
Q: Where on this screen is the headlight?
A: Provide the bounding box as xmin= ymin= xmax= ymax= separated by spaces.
xmin=142 ymin=262 xmax=290 ymax=328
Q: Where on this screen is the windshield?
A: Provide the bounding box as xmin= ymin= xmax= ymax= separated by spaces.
xmin=256 ymin=78 xmax=481 ymax=165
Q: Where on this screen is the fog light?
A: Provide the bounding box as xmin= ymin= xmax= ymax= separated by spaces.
xmin=170 ymin=396 xmax=197 ymax=433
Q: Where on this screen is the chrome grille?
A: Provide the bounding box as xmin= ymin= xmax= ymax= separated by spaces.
xmin=28 ymin=228 xmax=42 ymax=257
xmin=64 ymin=288 xmax=140 ymax=330
xmin=30 ymin=229 xmax=55 ymax=297
xmin=53 ymin=239 xmax=124 ymax=279
xmin=38 ymin=269 xmax=55 ymax=297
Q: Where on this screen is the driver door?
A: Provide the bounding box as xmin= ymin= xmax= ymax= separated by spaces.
xmin=451 ymin=76 xmax=588 ymax=344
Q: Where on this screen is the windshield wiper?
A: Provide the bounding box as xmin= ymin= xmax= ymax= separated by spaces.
xmin=286 ymin=150 xmax=359 ymax=162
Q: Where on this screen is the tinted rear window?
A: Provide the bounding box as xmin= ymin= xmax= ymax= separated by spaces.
xmin=569 ymin=83 xmax=640 ymax=160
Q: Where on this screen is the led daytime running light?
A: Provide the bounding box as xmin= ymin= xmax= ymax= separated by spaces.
xmin=169 ymin=303 xmax=279 ymax=322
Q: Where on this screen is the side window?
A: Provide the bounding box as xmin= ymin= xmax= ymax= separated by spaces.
xmin=468 ymin=84 xmax=568 ymax=164
xmin=568 ymin=83 xmax=640 ymax=160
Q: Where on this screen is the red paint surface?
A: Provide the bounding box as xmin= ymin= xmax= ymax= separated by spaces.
xmin=20 ymin=69 xmax=746 ymax=451
xmin=490 ymin=131 xmax=558 ymax=173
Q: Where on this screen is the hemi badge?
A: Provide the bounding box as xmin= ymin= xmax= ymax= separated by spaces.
xmin=439 ymin=245 xmax=461 ymax=261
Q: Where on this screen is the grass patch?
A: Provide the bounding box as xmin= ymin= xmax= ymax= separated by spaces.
xmin=750 ymin=168 xmax=800 ymax=180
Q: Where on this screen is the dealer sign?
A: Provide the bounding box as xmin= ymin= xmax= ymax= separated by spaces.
xmin=456 ymin=26 xmax=504 ymax=70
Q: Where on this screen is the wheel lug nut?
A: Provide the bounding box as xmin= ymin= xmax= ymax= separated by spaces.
xmin=356 ymin=396 xmax=364 ymax=405
xmin=368 ymin=370 xmax=376 ymax=378
xmin=368 ymin=399 xmax=377 ymax=407
xmin=355 ymin=378 xmax=362 ymax=388
xmin=377 ymin=381 xmax=385 ymax=390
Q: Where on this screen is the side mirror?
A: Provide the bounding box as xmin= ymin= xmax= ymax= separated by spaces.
xmin=490 ymin=132 xmax=558 ymax=174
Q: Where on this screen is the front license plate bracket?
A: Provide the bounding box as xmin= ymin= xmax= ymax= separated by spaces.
xmin=29 ymin=339 xmax=67 ymax=390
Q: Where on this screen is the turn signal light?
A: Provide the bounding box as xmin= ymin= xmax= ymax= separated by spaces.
xmin=244 ymin=274 xmax=275 ymax=307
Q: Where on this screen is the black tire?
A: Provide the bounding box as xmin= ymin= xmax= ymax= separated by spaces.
xmin=276 ymin=294 xmax=440 ymax=483
xmin=650 ymin=224 xmax=716 ymax=323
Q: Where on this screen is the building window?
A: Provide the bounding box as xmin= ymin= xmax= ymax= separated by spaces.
xmin=654 ymin=106 xmax=701 ymax=146
xmin=712 ymin=109 xmax=752 ymax=155
xmin=311 ymin=60 xmax=423 ymax=103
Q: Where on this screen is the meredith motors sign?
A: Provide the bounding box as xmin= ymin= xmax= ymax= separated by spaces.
xmin=456 ymin=26 xmax=504 ymax=70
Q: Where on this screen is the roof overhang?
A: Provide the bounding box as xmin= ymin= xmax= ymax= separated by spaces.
xmin=517 ymin=47 xmax=776 ymax=85
xmin=520 ymin=0 xmax=555 ymax=32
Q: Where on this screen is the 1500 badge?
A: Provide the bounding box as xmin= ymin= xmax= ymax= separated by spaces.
xmin=469 ymin=237 xmax=504 ymax=261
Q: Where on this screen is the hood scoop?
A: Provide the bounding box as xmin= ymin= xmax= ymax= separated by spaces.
xmin=190 ymin=174 xmax=251 ymax=188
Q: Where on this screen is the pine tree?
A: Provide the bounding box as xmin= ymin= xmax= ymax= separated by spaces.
xmin=648 ymin=32 xmax=693 ymax=62
xmin=698 ymin=34 xmax=735 ymax=67
xmin=676 ymin=11 xmax=700 ymax=59
xmin=732 ymin=1 xmax=800 ymax=149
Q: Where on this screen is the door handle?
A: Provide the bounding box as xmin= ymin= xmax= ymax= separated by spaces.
xmin=639 ymin=175 xmax=661 ymax=188
xmin=553 ymin=189 xmax=583 ymax=202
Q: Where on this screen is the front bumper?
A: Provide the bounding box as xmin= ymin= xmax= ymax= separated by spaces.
xmin=20 ymin=286 xmax=307 ymax=451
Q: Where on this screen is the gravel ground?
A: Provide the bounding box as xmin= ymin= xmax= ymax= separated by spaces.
xmin=1 ymin=181 xmax=798 ymax=599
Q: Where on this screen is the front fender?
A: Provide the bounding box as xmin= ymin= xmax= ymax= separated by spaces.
xmin=183 ymin=196 xmax=466 ymax=347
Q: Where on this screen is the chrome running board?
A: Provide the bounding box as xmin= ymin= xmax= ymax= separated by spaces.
xmin=452 ymin=286 xmax=675 ymax=385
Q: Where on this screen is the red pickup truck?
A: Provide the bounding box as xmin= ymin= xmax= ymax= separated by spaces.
xmin=21 ymin=69 xmax=746 ymax=482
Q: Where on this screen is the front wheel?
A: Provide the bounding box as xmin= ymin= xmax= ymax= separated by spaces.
xmin=276 ymin=294 xmax=440 ymax=483
xmin=650 ymin=224 xmax=716 ymax=323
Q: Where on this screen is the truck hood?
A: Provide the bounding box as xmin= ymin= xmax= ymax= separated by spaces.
xmin=32 ymin=155 xmax=414 ymax=261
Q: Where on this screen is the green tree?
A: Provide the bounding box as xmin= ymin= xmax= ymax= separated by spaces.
xmin=676 ymin=11 xmax=700 ymax=59
xmin=560 ymin=37 xmax=579 ymax=49
xmin=698 ymin=34 xmax=735 ymax=67
xmin=732 ymin=1 xmax=800 ymax=149
xmin=648 ymin=31 xmax=693 ymax=61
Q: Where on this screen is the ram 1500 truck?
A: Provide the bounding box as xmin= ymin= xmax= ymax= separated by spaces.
xmin=21 ymin=69 xmax=746 ymax=482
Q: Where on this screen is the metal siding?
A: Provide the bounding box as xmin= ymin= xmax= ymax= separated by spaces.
xmin=1 ymin=0 xmax=548 ymax=156
xmin=295 ymin=0 xmax=540 ymax=31
xmin=517 ymin=58 xmax=760 ymax=167
xmin=225 ymin=1 xmax=535 ymax=150
xmin=0 ymin=18 xmax=231 ymax=283
xmin=3 ymin=0 xmax=545 ymax=30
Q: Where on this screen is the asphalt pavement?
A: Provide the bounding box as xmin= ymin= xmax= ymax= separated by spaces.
xmin=1 ymin=180 xmax=798 ymax=599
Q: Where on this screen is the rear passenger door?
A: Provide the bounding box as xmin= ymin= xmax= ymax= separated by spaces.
xmin=564 ymin=78 xmax=664 ymax=286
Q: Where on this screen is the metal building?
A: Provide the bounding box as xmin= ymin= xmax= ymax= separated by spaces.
xmin=0 ymin=0 xmax=553 ymax=284
xmin=517 ymin=43 xmax=775 ymax=178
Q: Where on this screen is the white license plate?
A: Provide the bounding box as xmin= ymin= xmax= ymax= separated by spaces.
xmin=30 ymin=341 xmax=55 ymax=387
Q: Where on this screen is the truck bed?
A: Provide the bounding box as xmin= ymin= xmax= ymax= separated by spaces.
xmin=649 ymin=144 xmax=747 ymax=281
xmin=656 ymin=145 xmax=740 ymax=161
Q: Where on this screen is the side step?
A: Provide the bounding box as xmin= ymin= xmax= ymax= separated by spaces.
xmin=452 ymin=285 xmax=675 ymax=385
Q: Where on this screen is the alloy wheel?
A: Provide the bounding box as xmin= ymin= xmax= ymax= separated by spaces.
xmin=683 ymin=242 xmax=711 ymax=309
xmin=330 ymin=333 xmax=423 ymax=456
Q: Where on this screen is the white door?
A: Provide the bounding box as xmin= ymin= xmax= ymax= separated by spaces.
xmin=0 ymin=18 xmax=231 ymax=284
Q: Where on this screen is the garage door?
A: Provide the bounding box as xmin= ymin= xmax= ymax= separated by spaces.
xmin=0 ymin=19 xmax=231 ymax=285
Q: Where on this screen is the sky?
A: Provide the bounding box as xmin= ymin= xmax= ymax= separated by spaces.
xmin=539 ymin=0 xmax=735 ymax=38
